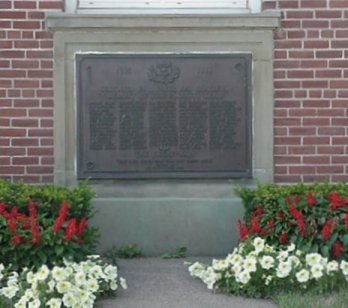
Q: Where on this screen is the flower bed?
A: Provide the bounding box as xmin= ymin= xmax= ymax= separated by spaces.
xmin=0 ymin=179 xmax=99 ymax=270
xmin=235 ymin=182 xmax=348 ymax=260
xmin=189 ymin=237 xmax=348 ymax=298
xmin=0 ymin=255 xmax=127 ymax=308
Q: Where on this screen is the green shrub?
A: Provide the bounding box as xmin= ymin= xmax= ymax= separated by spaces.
xmin=0 ymin=179 xmax=99 ymax=270
xmin=235 ymin=182 xmax=348 ymax=260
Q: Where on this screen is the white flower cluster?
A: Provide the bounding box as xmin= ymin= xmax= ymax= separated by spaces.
xmin=189 ymin=237 xmax=348 ymax=293
xmin=0 ymin=256 xmax=127 ymax=308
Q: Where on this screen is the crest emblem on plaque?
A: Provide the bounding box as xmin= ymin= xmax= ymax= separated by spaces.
xmin=147 ymin=62 xmax=180 ymax=84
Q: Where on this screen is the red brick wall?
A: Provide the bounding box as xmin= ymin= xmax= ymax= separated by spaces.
xmin=0 ymin=0 xmax=347 ymax=184
xmin=0 ymin=0 xmax=63 ymax=182
xmin=264 ymin=0 xmax=348 ymax=183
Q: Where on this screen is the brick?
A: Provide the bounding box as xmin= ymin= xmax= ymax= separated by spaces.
xmin=316 ymin=70 xmax=341 ymax=78
xmin=332 ymin=156 xmax=348 ymax=164
xmin=294 ymin=90 xmax=307 ymax=98
xmin=274 ymin=137 xmax=301 ymax=145
xmin=289 ymin=51 xmax=314 ymax=59
xmin=318 ymin=146 xmax=344 ymax=154
xmin=302 ymin=81 xmax=328 ymax=88
xmin=40 ymin=40 xmax=53 ymax=48
xmin=274 ymin=146 xmax=287 ymax=155
xmin=0 ymin=119 xmax=10 ymax=126
xmin=332 ymin=137 xmax=348 ymax=145
xmin=35 ymin=32 xmax=53 ymax=39
xmin=318 ymin=127 xmax=345 ymax=136
xmin=39 ymin=1 xmax=63 ymax=9
xmin=7 ymin=31 xmax=21 ymax=39
xmin=0 ymin=147 xmax=25 ymax=155
xmin=14 ymin=1 xmax=36 ymax=9
xmin=336 ymin=30 xmax=348 ymax=38
xmin=332 ymin=100 xmax=348 ymax=107
xmin=28 ymin=12 xmax=45 ymax=19
xmin=12 ymin=157 xmax=39 ymax=165
xmin=274 ymin=60 xmax=301 ymax=69
xmin=0 ymin=61 xmax=9 ymax=68
xmin=303 ymin=41 xmax=329 ymax=49
xmin=28 ymin=148 xmax=53 ymax=155
xmin=330 ymin=0 xmax=348 ymax=7
xmin=303 ymin=118 xmax=330 ymax=126
xmin=316 ymin=11 xmax=342 ymax=18
xmin=289 ymin=109 xmax=317 ymax=116
xmin=275 ymin=40 xmax=302 ymax=49
xmin=274 ymin=118 xmax=301 ymax=126
xmin=289 ymin=127 xmax=316 ymax=135
xmin=317 ymin=109 xmax=345 ymax=116
xmin=332 ymin=118 xmax=348 ymax=125
xmin=288 ymin=146 xmax=316 ymax=154
xmin=275 ymin=156 xmax=301 ymax=164
xmin=0 ymin=139 xmax=9 ymax=146
xmin=28 ymin=129 xmax=53 ymax=137
xmin=286 ymin=10 xmax=313 ymax=19
xmin=0 ymin=128 xmax=26 ymax=137
xmin=41 ymin=60 xmax=53 ymax=69
xmin=0 ymin=41 xmax=12 ymax=48
xmin=11 ymin=138 xmax=38 ymax=146
xmin=22 ymin=31 xmax=34 ymax=39
xmin=40 ymin=119 xmax=53 ymax=127
xmin=0 ymin=80 xmax=12 ymax=88
xmin=12 ymin=119 xmax=38 ymax=127
xmin=0 ymin=157 xmax=10 ymax=165
xmin=308 ymin=91 xmax=323 ymax=99
xmin=330 ymin=80 xmax=348 ymax=88
xmin=26 ymin=50 xmax=53 ymax=59
xmin=27 ymin=166 xmax=53 ymax=174
xmin=330 ymin=60 xmax=348 ymax=68
xmin=0 ymin=109 xmax=26 ymax=117
xmin=0 ymin=1 xmax=11 ymax=9
xmin=274 ymin=81 xmax=301 ymax=88
xmin=275 ymin=166 xmax=287 ymax=174
xmin=28 ymin=109 xmax=53 ymax=117
xmin=317 ymin=166 xmax=344 ymax=174
xmin=331 ymin=41 xmax=348 ymax=48
xmin=275 ymin=90 xmax=293 ymax=98
xmin=301 ymin=0 xmax=327 ymax=8
xmin=14 ymin=41 xmax=40 ymax=49
xmin=321 ymin=30 xmax=334 ymax=38
xmin=41 ymin=157 xmax=54 ymax=165
xmin=12 ymin=60 xmax=39 ymax=69
xmin=301 ymin=60 xmax=327 ymax=68
xmin=22 ymin=90 xmax=35 ymax=97
xmin=303 ymin=137 xmax=330 ymax=144
xmin=287 ymin=30 xmax=305 ymax=39
xmin=0 ymin=21 xmax=11 ymax=28
xmin=14 ymin=80 xmax=40 ymax=88
xmin=274 ymin=127 xmax=288 ymax=136
xmin=302 ymin=20 xmax=329 ymax=28
xmin=28 ymin=70 xmax=53 ymax=78
xmin=289 ymin=166 xmax=316 ymax=174
xmin=0 ymin=167 xmax=25 ymax=174
xmin=331 ymin=20 xmax=348 ymax=28
xmin=288 ymin=70 xmax=314 ymax=79
xmin=303 ymin=156 xmax=330 ymax=164
xmin=13 ymin=99 xmax=39 ymax=107
xmin=303 ymin=175 xmax=330 ymax=182
xmin=279 ymin=1 xmax=299 ymax=9
xmin=324 ymin=90 xmax=337 ymax=98
xmin=0 ymin=70 xmax=26 ymax=78
xmin=36 ymin=90 xmax=53 ymax=97
xmin=0 ymin=51 xmax=25 ymax=58
xmin=13 ymin=21 xmax=41 ymax=30
xmin=332 ymin=175 xmax=348 ymax=182
xmin=308 ymin=31 xmax=320 ymax=39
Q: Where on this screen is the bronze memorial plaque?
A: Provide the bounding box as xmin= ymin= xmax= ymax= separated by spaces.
xmin=76 ymin=53 xmax=252 ymax=179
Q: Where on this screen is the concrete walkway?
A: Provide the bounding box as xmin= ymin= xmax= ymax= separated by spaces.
xmin=97 ymin=258 xmax=277 ymax=308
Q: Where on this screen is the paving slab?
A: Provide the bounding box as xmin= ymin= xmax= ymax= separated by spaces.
xmin=97 ymin=258 xmax=277 ymax=308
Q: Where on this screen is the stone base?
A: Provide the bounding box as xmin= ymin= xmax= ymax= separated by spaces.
xmin=91 ymin=195 xmax=244 ymax=256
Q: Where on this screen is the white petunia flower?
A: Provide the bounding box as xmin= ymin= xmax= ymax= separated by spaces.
xmin=56 ymin=281 xmax=72 ymax=294
xmin=253 ymin=237 xmax=265 ymax=254
xmin=243 ymin=257 xmax=257 ymax=272
xmin=62 ymin=292 xmax=76 ymax=307
xmin=296 ymin=269 xmax=310 ymax=283
xmin=276 ymin=261 xmax=292 ymax=278
xmin=230 ymin=254 xmax=243 ymax=265
xmin=46 ymin=298 xmax=62 ymax=308
xmin=232 ymin=264 xmax=242 ymax=274
xmin=311 ymin=264 xmax=324 ymax=279
xmin=188 ymin=262 xmax=205 ymax=278
xmin=327 ymin=260 xmax=339 ymax=272
xmin=265 ymin=275 xmax=273 ymax=285
xmin=260 ymin=256 xmax=275 ymax=270
xmin=288 ymin=256 xmax=300 ymax=268
xmin=340 ymin=260 xmax=348 ymax=276
xmin=86 ymin=279 xmax=99 ymax=292
xmin=277 ymin=250 xmax=289 ymax=261
xmin=26 ymin=271 xmax=36 ymax=284
xmin=212 ymin=259 xmax=229 ymax=271
xmin=236 ymin=270 xmax=251 ymax=284
xmin=28 ymin=298 xmax=40 ymax=308
xmin=287 ymin=243 xmax=296 ymax=252
xmin=48 ymin=280 xmax=55 ymax=292
xmin=110 ymin=280 xmax=118 ymax=291
xmin=36 ymin=265 xmax=50 ymax=281
xmin=1 ymin=286 xmax=18 ymax=299
xmin=305 ymin=253 xmax=322 ymax=266
xmin=52 ymin=267 xmax=66 ymax=281
xmin=104 ymin=265 xmax=118 ymax=278
xmin=74 ymin=272 xmax=86 ymax=286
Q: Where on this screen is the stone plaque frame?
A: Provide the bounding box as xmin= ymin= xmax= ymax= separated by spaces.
xmin=76 ymin=53 xmax=252 ymax=179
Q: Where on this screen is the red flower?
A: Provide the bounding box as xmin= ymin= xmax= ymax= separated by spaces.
xmin=322 ymin=219 xmax=334 ymax=241
xmin=0 ymin=202 xmax=7 ymax=214
xmin=289 ymin=203 xmax=307 ymax=236
xmin=10 ymin=206 xmax=19 ymax=219
xmin=53 ymin=201 xmax=70 ymax=233
xmin=294 ymin=194 xmax=301 ymax=203
xmin=250 ymin=216 xmax=266 ymax=236
xmin=276 ymin=211 xmax=285 ymax=221
xmin=253 ymin=205 xmax=263 ymax=218
xmin=332 ymin=240 xmax=344 ymax=259
xmin=7 ymin=217 xmax=17 ymax=233
xmin=266 ymin=220 xmax=275 ymax=231
xmin=12 ymin=234 xmax=21 ymax=245
xmin=279 ymin=232 xmax=289 ymax=244
xmin=305 ymin=192 xmax=317 ymax=208
xmin=30 ymin=219 xmax=40 ymax=244
xmin=77 ymin=218 xmax=88 ymax=237
xmin=237 ymin=219 xmax=249 ymax=241
xmin=65 ymin=218 xmax=77 ymax=241
xmin=28 ymin=201 xmax=37 ymax=219
xmin=327 ymin=192 xmax=346 ymax=210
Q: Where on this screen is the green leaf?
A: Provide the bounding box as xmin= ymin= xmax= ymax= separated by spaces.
xmin=55 ymin=246 xmax=64 ymax=256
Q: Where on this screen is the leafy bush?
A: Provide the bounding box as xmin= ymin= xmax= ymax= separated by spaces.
xmin=0 ymin=179 xmax=99 ymax=269
xmin=189 ymin=237 xmax=348 ymax=299
xmin=0 ymin=255 xmax=127 ymax=308
xmin=235 ymin=182 xmax=348 ymax=260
